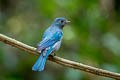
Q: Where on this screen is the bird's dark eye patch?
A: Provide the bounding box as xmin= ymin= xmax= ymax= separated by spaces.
xmin=61 ymin=20 xmax=64 ymax=23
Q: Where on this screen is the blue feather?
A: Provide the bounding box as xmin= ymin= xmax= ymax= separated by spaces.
xmin=32 ymin=46 xmax=53 ymax=71
xmin=36 ymin=31 xmax=63 ymax=51
xmin=32 ymin=17 xmax=70 ymax=71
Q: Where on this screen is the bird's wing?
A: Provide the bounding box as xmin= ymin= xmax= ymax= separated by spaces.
xmin=36 ymin=31 xmax=63 ymax=51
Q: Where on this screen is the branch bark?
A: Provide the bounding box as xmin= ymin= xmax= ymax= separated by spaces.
xmin=0 ymin=33 xmax=120 ymax=79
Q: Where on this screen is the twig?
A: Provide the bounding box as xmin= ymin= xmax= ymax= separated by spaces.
xmin=0 ymin=33 xmax=120 ymax=79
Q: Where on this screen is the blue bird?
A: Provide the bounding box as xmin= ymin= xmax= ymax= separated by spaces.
xmin=32 ymin=17 xmax=70 ymax=71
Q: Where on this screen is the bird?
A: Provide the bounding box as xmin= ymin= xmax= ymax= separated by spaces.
xmin=32 ymin=17 xmax=70 ymax=71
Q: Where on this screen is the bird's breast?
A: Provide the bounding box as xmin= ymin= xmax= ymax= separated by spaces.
xmin=52 ymin=41 xmax=62 ymax=51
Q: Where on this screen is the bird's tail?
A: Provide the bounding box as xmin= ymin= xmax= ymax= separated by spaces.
xmin=32 ymin=46 xmax=53 ymax=71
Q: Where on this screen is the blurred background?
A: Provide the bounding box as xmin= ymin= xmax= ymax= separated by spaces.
xmin=0 ymin=0 xmax=120 ymax=80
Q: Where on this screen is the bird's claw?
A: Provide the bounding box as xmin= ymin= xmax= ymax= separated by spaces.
xmin=50 ymin=53 xmax=56 ymax=57
xmin=53 ymin=53 xmax=56 ymax=56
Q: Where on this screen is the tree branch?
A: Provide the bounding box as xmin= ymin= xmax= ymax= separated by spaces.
xmin=0 ymin=33 xmax=120 ymax=79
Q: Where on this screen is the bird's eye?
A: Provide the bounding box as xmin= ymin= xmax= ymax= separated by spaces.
xmin=61 ymin=20 xmax=64 ymax=23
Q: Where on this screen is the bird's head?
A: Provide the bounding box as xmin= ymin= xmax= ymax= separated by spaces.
xmin=53 ymin=17 xmax=70 ymax=29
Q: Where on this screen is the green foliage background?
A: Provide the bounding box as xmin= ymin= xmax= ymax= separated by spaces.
xmin=0 ymin=0 xmax=120 ymax=80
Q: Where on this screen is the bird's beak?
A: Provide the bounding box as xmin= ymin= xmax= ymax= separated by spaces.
xmin=65 ymin=20 xmax=70 ymax=24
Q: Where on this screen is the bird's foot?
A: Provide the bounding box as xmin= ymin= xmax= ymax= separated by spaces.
xmin=50 ymin=52 xmax=56 ymax=57
xmin=53 ymin=53 xmax=56 ymax=56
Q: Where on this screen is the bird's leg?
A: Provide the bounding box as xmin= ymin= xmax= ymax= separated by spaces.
xmin=53 ymin=52 xmax=56 ymax=56
xmin=50 ymin=51 xmax=56 ymax=56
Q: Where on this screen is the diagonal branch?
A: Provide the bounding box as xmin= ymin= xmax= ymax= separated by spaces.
xmin=0 ymin=33 xmax=120 ymax=79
